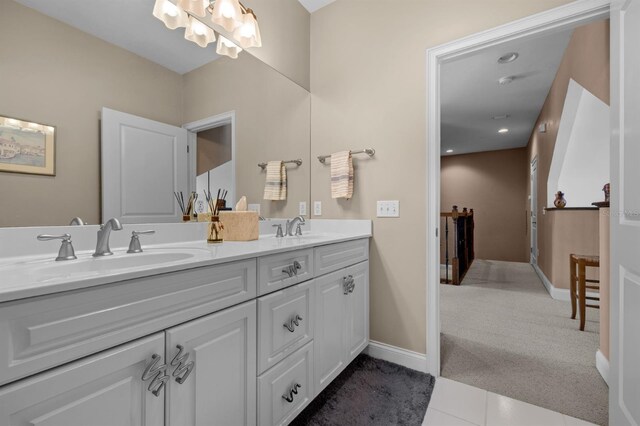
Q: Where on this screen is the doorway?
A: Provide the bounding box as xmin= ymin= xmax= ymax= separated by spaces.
xmin=426 ymin=0 xmax=612 ymax=424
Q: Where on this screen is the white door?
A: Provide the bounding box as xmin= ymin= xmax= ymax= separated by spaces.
xmin=165 ymin=301 xmax=257 ymax=426
xmin=346 ymin=261 xmax=369 ymax=361
xmin=530 ymin=157 xmax=538 ymax=265
xmin=610 ymin=1 xmax=640 ymax=425
xmin=314 ymin=269 xmax=347 ymax=394
xmin=101 ymin=108 xmax=188 ymax=224
xmin=0 ymin=333 xmax=165 ymax=426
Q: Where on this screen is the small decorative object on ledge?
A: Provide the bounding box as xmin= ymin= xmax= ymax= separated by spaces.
xmin=554 ymin=191 xmax=567 ymax=208
xmin=592 ymin=183 xmax=611 ymax=208
xmin=207 ymin=216 xmax=224 ymax=243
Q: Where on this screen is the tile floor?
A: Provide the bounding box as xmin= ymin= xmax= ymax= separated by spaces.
xmin=423 ymin=378 xmax=599 ymax=426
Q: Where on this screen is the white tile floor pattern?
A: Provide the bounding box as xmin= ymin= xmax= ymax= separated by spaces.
xmin=423 ymin=378 xmax=599 ymax=426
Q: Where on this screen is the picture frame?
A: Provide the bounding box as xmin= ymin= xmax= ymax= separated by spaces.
xmin=0 ymin=115 xmax=56 ymax=176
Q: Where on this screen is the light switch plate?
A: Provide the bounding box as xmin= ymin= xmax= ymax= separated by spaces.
xmin=377 ymin=200 xmax=400 ymax=217
xmin=314 ymin=201 xmax=322 ymax=216
xmin=248 ymin=204 xmax=261 ymax=215
xmin=299 ymin=201 xmax=307 ymax=216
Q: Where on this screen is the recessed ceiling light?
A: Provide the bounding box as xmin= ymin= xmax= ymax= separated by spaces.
xmin=498 ymin=128 xmax=509 ymax=134
xmin=498 ymin=76 xmax=515 ymax=85
xmin=446 ymin=149 xmax=453 ymax=153
xmin=492 ymin=114 xmax=510 ymax=120
xmin=498 ymin=52 xmax=519 ymax=64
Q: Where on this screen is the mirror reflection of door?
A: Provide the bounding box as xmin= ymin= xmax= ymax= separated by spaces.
xmin=195 ymin=124 xmax=234 ymax=214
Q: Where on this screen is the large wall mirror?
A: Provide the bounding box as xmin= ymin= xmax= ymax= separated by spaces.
xmin=0 ymin=0 xmax=311 ymax=227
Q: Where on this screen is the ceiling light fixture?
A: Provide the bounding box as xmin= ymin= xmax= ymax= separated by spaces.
xmin=498 ymin=52 xmax=519 ymax=64
xmin=498 ymin=76 xmax=515 ymax=85
xmin=498 ymin=128 xmax=509 ymax=134
xmin=446 ymin=149 xmax=453 ymax=153
xmin=492 ymin=114 xmax=510 ymax=120
xmin=152 ymin=0 xmax=261 ymax=59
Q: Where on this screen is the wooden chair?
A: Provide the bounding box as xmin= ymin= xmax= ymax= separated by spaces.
xmin=569 ymin=254 xmax=600 ymax=331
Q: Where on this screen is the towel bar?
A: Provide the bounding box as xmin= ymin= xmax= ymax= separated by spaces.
xmin=258 ymin=159 xmax=302 ymax=170
xmin=317 ymin=148 xmax=375 ymax=164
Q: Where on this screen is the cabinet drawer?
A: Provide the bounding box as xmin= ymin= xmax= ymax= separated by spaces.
xmin=314 ymin=239 xmax=369 ymax=277
xmin=258 ymin=281 xmax=314 ymax=374
xmin=258 ymin=341 xmax=314 ymax=426
xmin=0 ymin=259 xmax=256 ymax=386
xmin=258 ymin=249 xmax=314 ymax=295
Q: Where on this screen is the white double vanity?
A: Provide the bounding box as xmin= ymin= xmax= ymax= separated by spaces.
xmin=0 ymin=220 xmax=371 ymax=426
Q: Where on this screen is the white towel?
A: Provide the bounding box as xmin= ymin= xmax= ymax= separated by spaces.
xmin=330 ymin=151 xmax=353 ymax=199
xmin=263 ymin=161 xmax=287 ymax=200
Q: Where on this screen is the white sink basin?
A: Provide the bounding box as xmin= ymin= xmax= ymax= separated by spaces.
xmin=4 ymin=248 xmax=211 ymax=283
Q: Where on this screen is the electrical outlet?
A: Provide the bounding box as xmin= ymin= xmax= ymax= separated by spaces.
xmin=248 ymin=204 xmax=261 ymax=215
xmin=377 ymin=200 xmax=400 ymax=217
xmin=299 ymin=201 xmax=307 ymax=216
xmin=314 ymin=201 xmax=322 ymax=216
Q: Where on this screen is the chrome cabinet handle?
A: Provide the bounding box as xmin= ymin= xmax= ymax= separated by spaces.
xmin=282 ymin=383 xmax=302 ymax=403
xmin=170 ymin=345 xmax=195 ymax=385
xmin=283 ymin=314 xmax=303 ymax=332
xmin=343 ymin=275 xmax=354 ymax=294
xmin=282 ymin=261 xmax=303 ymax=277
xmin=142 ymin=354 xmax=169 ymax=397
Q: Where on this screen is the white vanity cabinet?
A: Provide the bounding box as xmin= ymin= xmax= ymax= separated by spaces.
xmin=0 ymin=333 xmax=166 ymax=426
xmin=0 ymin=235 xmax=370 ymax=426
xmin=314 ymin=260 xmax=369 ymax=394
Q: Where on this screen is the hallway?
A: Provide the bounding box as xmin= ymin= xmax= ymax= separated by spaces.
xmin=440 ymin=260 xmax=607 ymax=425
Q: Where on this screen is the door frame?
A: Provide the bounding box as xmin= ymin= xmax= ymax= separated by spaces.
xmin=182 ymin=111 xmax=236 ymax=203
xmin=530 ymin=156 xmax=538 ymax=266
xmin=425 ymin=0 xmax=611 ymax=377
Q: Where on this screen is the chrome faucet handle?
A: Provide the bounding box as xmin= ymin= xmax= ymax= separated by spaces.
xmin=37 ymin=234 xmax=77 ymax=261
xmin=273 ymin=224 xmax=284 ymax=238
xmin=295 ymin=223 xmax=303 ymax=236
xmin=127 ymin=230 xmax=155 ymax=254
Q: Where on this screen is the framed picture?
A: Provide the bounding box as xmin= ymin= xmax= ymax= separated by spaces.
xmin=0 ymin=115 xmax=55 ymax=176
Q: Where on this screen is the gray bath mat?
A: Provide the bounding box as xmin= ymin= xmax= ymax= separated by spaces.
xmin=291 ymin=354 xmax=435 ymax=426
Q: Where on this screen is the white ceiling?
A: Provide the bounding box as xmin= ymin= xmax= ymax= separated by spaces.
xmin=440 ymin=29 xmax=574 ymax=156
xmin=297 ymin=0 xmax=335 ymax=13
xmin=13 ymin=0 xmax=331 ymax=75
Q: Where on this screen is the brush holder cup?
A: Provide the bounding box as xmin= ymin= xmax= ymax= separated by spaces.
xmin=207 ymin=216 xmax=224 ymax=244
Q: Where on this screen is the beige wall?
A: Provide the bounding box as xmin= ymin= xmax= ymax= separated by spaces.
xmin=0 ymin=0 xmax=183 ymax=228
xmin=527 ymin=20 xmax=610 ymax=286
xmin=183 ymin=54 xmax=311 ymax=219
xmin=197 ymin=125 xmax=232 ymax=175
xmin=310 ymin=0 xmax=575 ymax=354
xmin=441 ymin=148 xmax=528 ymax=263
xmin=245 ymin=0 xmax=310 ymax=90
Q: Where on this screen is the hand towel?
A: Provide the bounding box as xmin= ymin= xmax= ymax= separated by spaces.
xmin=263 ymin=161 xmax=287 ymax=200
xmin=330 ymin=151 xmax=353 ymax=199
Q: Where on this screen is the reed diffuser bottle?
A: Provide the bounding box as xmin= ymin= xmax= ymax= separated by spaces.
xmin=207 ymin=216 xmax=224 ymax=243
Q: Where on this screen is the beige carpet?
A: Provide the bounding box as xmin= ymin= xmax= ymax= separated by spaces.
xmin=440 ymin=260 xmax=608 ymax=426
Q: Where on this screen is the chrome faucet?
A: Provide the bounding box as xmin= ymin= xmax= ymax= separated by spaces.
xmin=285 ymin=216 xmax=306 ymax=237
xmin=93 ymin=218 xmax=123 ymax=257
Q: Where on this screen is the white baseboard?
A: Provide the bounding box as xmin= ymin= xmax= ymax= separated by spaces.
xmin=596 ymin=349 xmax=610 ymax=385
xmin=364 ymin=340 xmax=428 ymax=373
xmin=531 ymin=263 xmax=599 ymax=302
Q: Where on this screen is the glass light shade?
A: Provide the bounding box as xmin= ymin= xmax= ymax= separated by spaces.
xmin=232 ymin=11 xmax=262 ymax=48
xmin=177 ymin=0 xmax=208 ymax=17
xmin=185 ymin=16 xmax=216 ymax=47
xmin=153 ymin=0 xmax=188 ymax=29
xmin=210 ymin=0 xmax=243 ymax=32
xmin=216 ymin=35 xmax=243 ymax=59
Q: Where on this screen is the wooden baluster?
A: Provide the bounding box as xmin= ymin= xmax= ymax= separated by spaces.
xmin=452 ymin=206 xmax=460 ymax=285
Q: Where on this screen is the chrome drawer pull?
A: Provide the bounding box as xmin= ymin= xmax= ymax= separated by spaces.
xmin=343 ymin=275 xmax=354 ymax=294
xmin=170 ymin=345 xmax=195 ymax=384
xmin=283 ymin=314 xmax=303 ymax=332
xmin=282 ymin=383 xmax=302 ymax=403
xmin=282 ymin=261 xmax=303 ymax=277
xmin=142 ymin=354 xmax=169 ymax=397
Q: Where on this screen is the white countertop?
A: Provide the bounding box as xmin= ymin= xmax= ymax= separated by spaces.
xmin=0 ymin=220 xmax=371 ymax=303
